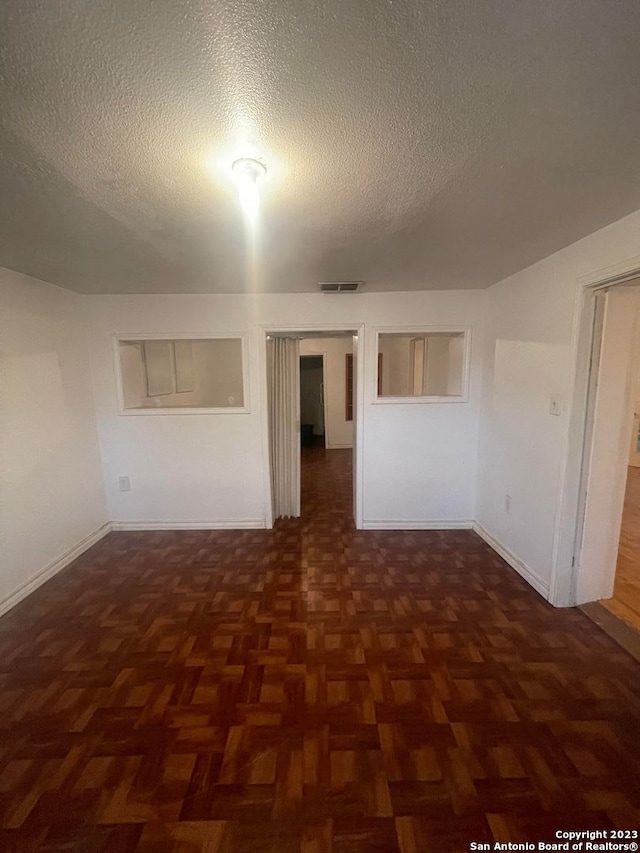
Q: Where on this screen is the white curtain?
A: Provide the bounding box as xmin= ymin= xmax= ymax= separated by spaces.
xmin=267 ymin=337 xmax=300 ymax=519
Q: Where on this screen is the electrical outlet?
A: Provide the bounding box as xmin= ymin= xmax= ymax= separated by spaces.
xmin=118 ymin=476 xmax=131 ymax=492
xmin=505 ymin=494 xmax=512 ymax=514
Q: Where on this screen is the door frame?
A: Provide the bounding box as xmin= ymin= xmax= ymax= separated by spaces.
xmin=553 ymin=263 xmax=640 ymax=606
xmin=260 ymin=323 xmax=365 ymax=529
xmin=299 ymin=352 xmax=328 ymax=447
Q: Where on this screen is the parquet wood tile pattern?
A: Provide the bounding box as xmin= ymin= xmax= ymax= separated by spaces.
xmin=602 ymin=466 xmax=640 ymax=632
xmin=1 ymin=445 xmax=640 ymax=851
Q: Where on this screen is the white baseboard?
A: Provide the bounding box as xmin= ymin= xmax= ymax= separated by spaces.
xmin=361 ymin=519 xmax=473 ymax=530
xmin=472 ymin=522 xmax=550 ymax=599
xmin=0 ymin=521 xmax=112 ymax=618
xmin=111 ymin=519 xmax=267 ymax=531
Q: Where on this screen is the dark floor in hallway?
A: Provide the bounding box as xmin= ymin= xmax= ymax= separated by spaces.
xmin=1 ymin=446 xmax=639 ymax=851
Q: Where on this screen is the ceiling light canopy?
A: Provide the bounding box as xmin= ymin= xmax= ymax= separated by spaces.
xmin=232 ymin=157 xmax=267 ymax=218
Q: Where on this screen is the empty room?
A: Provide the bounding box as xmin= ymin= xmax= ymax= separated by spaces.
xmin=2 ymin=1 xmax=640 ymax=851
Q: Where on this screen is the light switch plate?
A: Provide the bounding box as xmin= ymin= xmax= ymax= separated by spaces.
xmin=549 ymin=396 xmax=562 ymax=416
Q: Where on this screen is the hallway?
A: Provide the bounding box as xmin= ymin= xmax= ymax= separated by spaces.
xmin=300 ymin=440 xmax=353 ymax=525
xmin=0 ymin=450 xmax=639 ymax=850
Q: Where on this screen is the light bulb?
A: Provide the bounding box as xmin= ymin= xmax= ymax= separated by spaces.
xmin=237 ymin=173 xmax=259 ymax=216
xmin=232 ymin=158 xmax=266 ymax=219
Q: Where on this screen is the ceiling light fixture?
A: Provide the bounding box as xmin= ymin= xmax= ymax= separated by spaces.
xmin=232 ymin=157 xmax=267 ymax=217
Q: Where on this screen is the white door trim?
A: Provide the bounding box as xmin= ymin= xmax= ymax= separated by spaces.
xmin=576 ymin=286 xmax=640 ymax=603
xmin=552 ymin=264 xmax=640 ymax=606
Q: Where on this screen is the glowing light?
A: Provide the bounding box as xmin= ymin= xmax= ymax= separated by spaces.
xmin=232 ymin=157 xmax=266 ymax=219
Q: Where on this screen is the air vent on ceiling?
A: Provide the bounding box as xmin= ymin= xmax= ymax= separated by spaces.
xmin=319 ymin=281 xmax=363 ymax=293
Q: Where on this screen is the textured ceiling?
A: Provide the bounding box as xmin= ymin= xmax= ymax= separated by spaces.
xmin=1 ymin=0 xmax=640 ymax=294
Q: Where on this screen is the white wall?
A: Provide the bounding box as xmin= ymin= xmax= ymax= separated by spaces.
xmin=627 ymin=350 xmax=640 ymax=466
xmin=476 ymin=207 xmax=640 ymax=603
xmin=446 ymin=336 xmax=464 ymax=396
xmin=0 ymin=269 xmax=108 ymax=612
xmin=89 ymin=297 xmax=265 ymax=528
xmin=424 ymin=338 xmax=447 ymax=395
xmin=86 ymin=291 xmax=485 ymax=529
xmin=300 ymin=338 xmax=353 ymax=448
xmin=379 ymin=336 xmax=412 ymax=397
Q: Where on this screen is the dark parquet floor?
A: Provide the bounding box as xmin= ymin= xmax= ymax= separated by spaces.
xmin=1 ymin=442 xmax=640 ymax=851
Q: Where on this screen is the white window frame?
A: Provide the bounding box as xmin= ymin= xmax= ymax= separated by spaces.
xmin=113 ymin=332 xmax=251 ymax=415
xmin=373 ymin=325 xmax=471 ymax=404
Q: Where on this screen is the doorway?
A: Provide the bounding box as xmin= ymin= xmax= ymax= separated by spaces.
xmin=599 ymin=335 xmax=640 ymax=632
xmin=264 ymin=326 xmax=363 ymax=527
xmin=570 ymin=280 xmax=640 ymax=619
xmin=300 ymin=355 xmax=326 ymax=450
